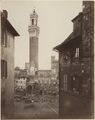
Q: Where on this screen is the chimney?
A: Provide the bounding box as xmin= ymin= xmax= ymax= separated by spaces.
xmin=3 ymin=10 xmax=8 ymax=18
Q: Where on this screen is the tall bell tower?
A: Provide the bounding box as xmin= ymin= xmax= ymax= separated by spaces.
xmin=28 ymin=9 xmax=40 ymax=75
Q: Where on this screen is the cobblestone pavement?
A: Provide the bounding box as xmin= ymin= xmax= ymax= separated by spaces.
xmin=14 ymin=95 xmax=59 ymax=119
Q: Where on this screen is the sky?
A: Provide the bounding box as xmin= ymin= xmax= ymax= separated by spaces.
xmin=1 ymin=0 xmax=82 ymax=70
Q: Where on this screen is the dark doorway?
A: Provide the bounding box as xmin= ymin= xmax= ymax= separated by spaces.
xmin=26 ymin=85 xmax=32 ymax=94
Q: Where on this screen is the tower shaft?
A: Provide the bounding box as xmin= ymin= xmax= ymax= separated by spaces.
xmin=29 ymin=37 xmax=38 ymax=70
xmin=28 ymin=9 xmax=40 ymax=75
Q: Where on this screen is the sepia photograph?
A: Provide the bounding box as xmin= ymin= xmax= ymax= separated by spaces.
xmin=0 ymin=0 xmax=94 ymax=119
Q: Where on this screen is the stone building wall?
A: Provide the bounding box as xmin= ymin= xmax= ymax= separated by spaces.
xmin=1 ymin=10 xmax=19 ymax=118
xmin=82 ymin=1 xmax=94 ymax=58
xmin=82 ymin=1 xmax=94 ymax=97
xmin=0 ymin=11 xmax=1 ymax=89
xmin=1 ymin=29 xmax=15 ymax=118
xmin=56 ymin=1 xmax=94 ymax=118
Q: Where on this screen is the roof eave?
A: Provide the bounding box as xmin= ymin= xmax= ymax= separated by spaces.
xmin=71 ymin=12 xmax=83 ymax=22
xmin=53 ymin=45 xmax=61 ymax=52
xmin=6 ymin=19 xmax=20 ymax=36
xmin=53 ymin=34 xmax=81 ymax=52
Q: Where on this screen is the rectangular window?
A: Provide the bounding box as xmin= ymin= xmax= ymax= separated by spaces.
xmin=70 ymin=75 xmax=82 ymax=94
xmin=1 ymin=60 xmax=7 ymax=79
xmin=75 ymin=48 xmax=79 ymax=58
xmin=63 ymin=74 xmax=68 ymax=90
xmin=1 ymin=30 xmax=7 ymax=47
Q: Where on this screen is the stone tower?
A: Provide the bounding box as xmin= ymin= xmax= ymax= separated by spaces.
xmin=28 ymin=9 xmax=40 ymax=75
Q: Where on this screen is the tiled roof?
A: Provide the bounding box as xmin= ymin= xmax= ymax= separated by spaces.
xmin=53 ymin=32 xmax=81 ymax=51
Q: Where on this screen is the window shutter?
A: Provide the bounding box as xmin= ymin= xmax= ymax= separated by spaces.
xmin=1 ymin=60 xmax=7 ymax=79
xmin=5 ymin=61 xmax=7 ymax=78
xmin=1 ymin=60 xmax=4 ymax=78
xmin=1 ymin=28 xmax=4 ymax=45
xmin=5 ymin=31 xmax=7 ymax=47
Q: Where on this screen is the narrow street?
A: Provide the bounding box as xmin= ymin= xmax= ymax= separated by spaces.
xmin=14 ymin=95 xmax=59 ymax=119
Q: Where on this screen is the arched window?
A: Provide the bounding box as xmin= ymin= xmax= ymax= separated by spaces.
xmin=32 ymin=19 xmax=34 ymax=25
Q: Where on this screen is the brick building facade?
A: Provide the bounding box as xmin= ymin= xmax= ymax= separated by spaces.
xmin=54 ymin=1 xmax=94 ymax=119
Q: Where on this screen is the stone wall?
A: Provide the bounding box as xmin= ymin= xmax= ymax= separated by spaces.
xmin=82 ymin=1 xmax=94 ymax=97
xmin=58 ymin=1 xmax=94 ymax=118
xmin=1 ymin=29 xmax=14 ymax=118
xmin=82 ymin=1 xmax=94 ymax=58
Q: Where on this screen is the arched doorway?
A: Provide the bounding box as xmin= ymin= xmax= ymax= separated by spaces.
xmin=26 ymin=85 xmax=32 ymax=94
